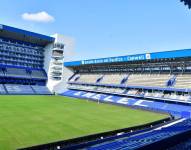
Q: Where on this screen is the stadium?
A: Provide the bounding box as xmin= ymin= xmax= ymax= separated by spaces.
xmin=1 ymin=0 xmax=191 ymax=150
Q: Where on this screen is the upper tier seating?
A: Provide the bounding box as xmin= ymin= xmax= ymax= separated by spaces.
xmin=31 ymin=70 xmax=47 ymax=79
xmin=0 ymin=37 xmax=44 ymax=68
xmin=174 ymin=74 xmax=191 ymax=89
xmin=126 ymin=73 xmax=171 ymax=87
xmin=4 ymin=84 xmax=34 ymax=94
xmin=0 ymin=84 xmax=6 ymax=94
xmin=5 ymin=67 xmax=29 ymax=78
xmin=31 ymin=85 xmax=52 ymax=95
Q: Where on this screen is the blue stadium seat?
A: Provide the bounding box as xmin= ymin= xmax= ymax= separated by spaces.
xmin=30 ymin=70 xmax=47 ymax=79
xmin=0 ymin=36 xmax=48 ymax=87
xmin=0 ymin=84 xmax=7 ymax=94
xmin=0 ymin=69 xmax=4 ymax=77
xmin=31 ymin=85 xmax=52 ymax=95
xmin=4 ymin=84 xmax=34 ymax=94
xmin=5 ymin=67 xmax=29 ymax=78
xmin=86 ymin=119 xmax=191 ymax=150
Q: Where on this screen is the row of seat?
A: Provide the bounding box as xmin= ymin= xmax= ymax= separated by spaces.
xmin=86 ymin=119 xmax=191 ymax=150
xmin=69 ymin=73 xmax=191 ymax=89
xmin=0 ymin=40 xmax=44 ymax=68
xmin=0 ymin=68 xmax=47 ymax=79
xmin=0 ymin=84 xmax=52 ymax=95
xmin=68 ymin=84 xmax=191 ymax=102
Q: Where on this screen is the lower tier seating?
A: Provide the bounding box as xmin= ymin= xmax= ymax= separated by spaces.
xmin=0 ymin=84 xmax=6 ymax=94
xmin=0 ymin=84 xmax=51 ymax=95
xmin=67 ymin=84 xmax=191 ymax=103
xmin=5 ymin=84 xmax=35 ymax=94
xmin=86 ymin=119 xmax=191 ymax=150
xmin=0 ymin=67 xmax=47 ymax=85
xmin=31 ymin=85 xmax=52 ymax=95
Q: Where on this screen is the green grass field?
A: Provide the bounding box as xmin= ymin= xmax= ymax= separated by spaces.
xmin=0 ymin=95 xmax=168 ymax=150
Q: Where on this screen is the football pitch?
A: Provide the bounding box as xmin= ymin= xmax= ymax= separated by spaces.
xmin=0 ymin=95 xmax=168 ymax=150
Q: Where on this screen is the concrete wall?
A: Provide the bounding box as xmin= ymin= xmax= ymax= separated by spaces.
xmin=44 ymin=34 xmax=75 ymax=93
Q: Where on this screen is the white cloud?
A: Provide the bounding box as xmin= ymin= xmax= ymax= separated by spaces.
xmin=22 ymin=11 xmax=54 ymax=23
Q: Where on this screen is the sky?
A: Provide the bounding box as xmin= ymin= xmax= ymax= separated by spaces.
xmin=0 ymin=0 xmax=191 ymax=61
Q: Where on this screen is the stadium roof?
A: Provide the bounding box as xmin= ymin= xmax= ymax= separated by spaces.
xmin=181 ymin=0 xmax=191 ymax=9
xmin=64 ymin=48 xmax=191 ymax=67
xmin=0 ymin=24 xmax=55 ymax=46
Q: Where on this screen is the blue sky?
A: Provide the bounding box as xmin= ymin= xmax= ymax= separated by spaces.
xmin=0 ymin=0 xmax=191 ymax=61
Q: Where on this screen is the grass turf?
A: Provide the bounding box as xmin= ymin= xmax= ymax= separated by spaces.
xmin=0 ymin=95 xmax=168 ymax=150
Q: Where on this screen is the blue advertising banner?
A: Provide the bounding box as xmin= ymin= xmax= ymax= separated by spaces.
xmin=64 ymin=49 xmax=191 ymax=67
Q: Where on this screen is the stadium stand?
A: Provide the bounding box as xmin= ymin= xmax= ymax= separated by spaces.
xmin=68 ymin=72 xmax=191 ymax=103
xmin=0 ymin=24 xmax=53 ymax=95
xmin=22 ymin=117 xmax=191 ymax=150
xmin=85 ymin=118 xmax=191 ymax=150
xmin=0 ymin=37 xmax=44 ymax=68
xmin=70 ymin=73 xmax=183 ymax=88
